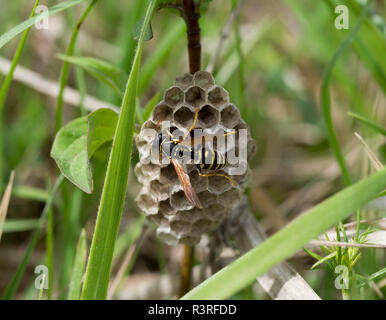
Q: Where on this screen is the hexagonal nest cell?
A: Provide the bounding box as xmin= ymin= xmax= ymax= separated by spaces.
xmin=220 ymin=104 xmax=240 ymax=128
xmin=152 ymin=103 xmax=173 ymax=122
xmin=164 ymin=86 xmax=184 ymax=107
xmin=175 ymin=73 xmax=194 ymax=90
xmin=193 ymin=71 xmax=215 ymax=90
xmin=185 ymin=86 xmax=206 ymax=108
xmin=208 ymin=86 xmax=229 ymax=107
xmin=135 ymin=71 xmax=256 ymax=245
xmin=198 ymin=105 xmax=220 ymax=128
xmin=174 ymin=106 xmax=195 ymax=128
xmin=160 ymin=165 xmax=178 ymax=184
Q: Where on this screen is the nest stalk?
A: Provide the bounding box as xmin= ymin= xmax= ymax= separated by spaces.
xmin=179 ymin=0 xmax=201 ymax=298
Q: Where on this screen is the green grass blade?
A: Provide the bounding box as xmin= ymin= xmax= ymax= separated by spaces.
xmin=311 ymin=251 xmax=337 ymax=270
xmin=59 ymin=187 xmax=83 ymax=293
xmin=67 ymin=10 xmax=87 ymax=117
xmin=352 ymin=37 xmax=386 ymax=93
xmin=2 ymin=175 xmax=64 ymax=300
xmin=1 ymin=219 xmax=40 ymax=233
xmin=81 ymin=0 xmax=157 ymax=300
xmin=182 ymin=168 xmax=386 ymax=300
xmin=320 ymin=2 xmax=371 ymax=186
xmin=118 ymin=1 xmax=146 ymax=73
xmin=46 ymin=204 xmax=54 ymax=299
xmin=304 ymin=247 xmax=333 ymax=271
xmin=0 ymin=0 xmax=39 ymax=109
xmin=349 ymin=112 xmax=386 ymax=136
xmin=55 ymin=0 xmax=98 ymax=133
xmin=68 ymin=229 xmax=87 ymax=300
xmin=56 ymin=54 xmax=127 ymax=96
xmin=367 ymin=268 xmax=386 ymax=282
xmin=0 ymin=0 xmax=86 ymax=49
xmin=4 ymin=185 xmax=49 ymax=203
xmin=0 ymin=0 xmax=39 ymax=184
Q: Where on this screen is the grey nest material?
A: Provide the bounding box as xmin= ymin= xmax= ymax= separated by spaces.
xmin=135 ymin=71 xmax=256 ymax=245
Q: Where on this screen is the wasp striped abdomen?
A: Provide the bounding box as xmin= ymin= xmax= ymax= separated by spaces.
xmin=197 ymin=148 xmax=227 ymax=171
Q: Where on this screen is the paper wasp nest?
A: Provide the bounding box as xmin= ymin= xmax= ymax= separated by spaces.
xmin=135 ymin=71 xmax=256 ymax=245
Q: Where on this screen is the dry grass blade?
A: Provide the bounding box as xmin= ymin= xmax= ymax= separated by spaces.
xmin=354 ymin=132 xmax=384 ymax=171
xmin=0 ymin=171 xmax=15 ymax=242
xmin=206 ymin=0 xmax=247 ymax=73
xmin=309 ymin=239 xmax=386 ymax=249
xmin=107 ymin=227 xmax=148 ymax=300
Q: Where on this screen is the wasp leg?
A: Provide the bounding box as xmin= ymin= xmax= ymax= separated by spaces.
xmin=183 ymin=107 xmax=199 ymax=140
xmin=199 ymin=171 xmax=238 ymax=187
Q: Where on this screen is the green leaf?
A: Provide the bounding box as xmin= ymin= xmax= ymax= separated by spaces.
xmin=349 ymin=112 xmax=386 ymax=136
xmin=50 ymin=109 xmax=119 ymax=193
xmin=57 ymin=55 xmax=127 ymax=96
xmin=87 ymin=108 xmax=119 ymax=157
xmin=0 ymin=0 xmax=87 ymax=49
xmin=133 ymin=15 xmax=153 ymax=41
xmin=50 ymin=117 xmax=93 ymax=194
xmin=182 ymin=168 xmax=386 ymax=300
xmin=68 ymin=229 xmax=87 ymax=300
xmin=81 ymin=0 xmax=157 ymax=300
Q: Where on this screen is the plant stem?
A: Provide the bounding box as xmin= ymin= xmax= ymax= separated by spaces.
xmin=178 ymin=0 xmax=202 ymax=297
xmin=179 ymin=245 xmax=194 ymax=298
xmin=182 ymin=0 xmax=201 ymax=74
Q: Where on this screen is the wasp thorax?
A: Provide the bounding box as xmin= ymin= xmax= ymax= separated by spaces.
xmin=135 ymin=71 xmax=256 ymax=245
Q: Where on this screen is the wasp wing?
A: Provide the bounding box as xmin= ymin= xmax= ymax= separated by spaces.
xmin=171 ymin=159 xmax=203 ymax=209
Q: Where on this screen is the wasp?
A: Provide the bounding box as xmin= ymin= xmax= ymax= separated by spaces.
xmin=152 ymin=108 xmax=237 ymax=208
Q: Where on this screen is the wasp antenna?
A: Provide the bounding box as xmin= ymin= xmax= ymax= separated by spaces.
xmin=183 ymin=107 xmax=199 ymax=140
